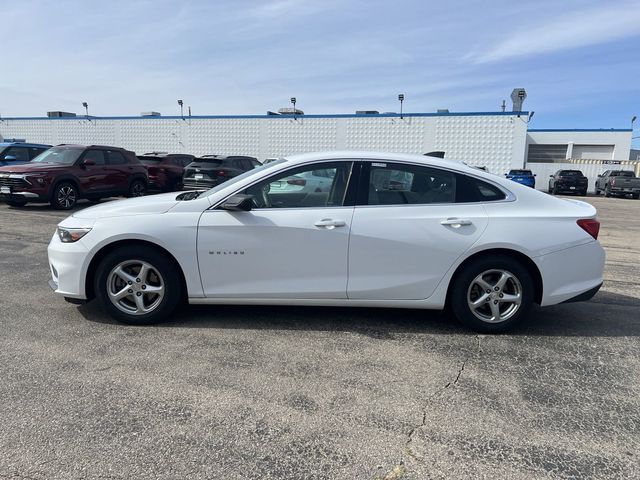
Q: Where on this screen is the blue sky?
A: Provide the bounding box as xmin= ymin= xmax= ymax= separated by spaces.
xmin=1 ymin=0 xmax=639 ymax=141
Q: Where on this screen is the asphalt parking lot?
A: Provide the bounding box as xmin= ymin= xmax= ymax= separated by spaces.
xmin=0 ymin=195 xmax=638 ymax=480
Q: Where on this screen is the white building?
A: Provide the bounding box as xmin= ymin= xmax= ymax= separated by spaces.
xmin=0 ymin=111 xmax=633 ymax=190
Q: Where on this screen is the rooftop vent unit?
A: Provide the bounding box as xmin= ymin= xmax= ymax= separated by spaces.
xmin=141 ymin=111 xmax=161 ymax=117
xmin=510 ymin=88 xmax=527 ymax=112
xmin=437 ymin=109 xmax=449 ymax=113
xmin=356 ymin=110 xmax=379 ymax=114
xmin=277 ymin=107 xmax=304 ymax=115
xmin=266 ymin=111 xmax=281 ymax=115
xmin=47 ymin=111 xmax=76 ymax=118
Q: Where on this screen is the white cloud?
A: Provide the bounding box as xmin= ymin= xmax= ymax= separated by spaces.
xmin=472 ymin=1 xmax=640 ymax=63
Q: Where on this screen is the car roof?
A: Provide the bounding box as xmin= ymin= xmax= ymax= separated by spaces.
xmin=282 ymin=151 xmax=474 ymax=173
xmin=0 ymin=142 xmax=51 ymax=148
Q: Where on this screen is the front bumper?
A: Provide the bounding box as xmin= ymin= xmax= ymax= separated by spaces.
xmin=47 ymin=232 xmax=91 ymax=299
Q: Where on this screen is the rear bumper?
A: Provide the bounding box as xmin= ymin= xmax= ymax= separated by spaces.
xmin=561 ymin=283 xmax=602 ymax=303
xmin=610 ymin=186 xmax=640 ymax=194
xmin=536 ymin=240 xmax=605 ymax=306
xmin=554 ymin=184 xmax=587 ymax=193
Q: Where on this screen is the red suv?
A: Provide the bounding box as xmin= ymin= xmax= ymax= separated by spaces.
xmin=0 ymin=144 xmax=148 ymax=209
xmin=138 ymin=153 xmax=195 ymax=192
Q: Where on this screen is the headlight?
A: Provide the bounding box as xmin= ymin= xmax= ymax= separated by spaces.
xmin=57 ymin=227 xmax=91 ymax=243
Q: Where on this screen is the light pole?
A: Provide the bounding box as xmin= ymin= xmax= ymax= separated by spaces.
xmin=82 ymin=102 xmax=89 ymax=118
xmin=290 ymin=97 xmax=297 ymax=120
xmin=398 ymin=94 xmax=405 ymax=119
xmin=178 ymin=99 xmax=184 ymax=120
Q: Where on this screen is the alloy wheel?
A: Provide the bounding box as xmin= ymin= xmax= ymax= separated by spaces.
xmin=131 ymin=182 xmax=146 ymax=197
xmin=467 ymin=269 xmax=523 ymax=323
xmin=106 ymin=260 xmax=165 ymax=315
xmin=57 ymin=186 xmax=77 ymax=208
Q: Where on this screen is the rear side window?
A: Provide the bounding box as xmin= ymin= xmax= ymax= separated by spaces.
xmin=366 ymin=162 xmax=456 ymax=205
xmin=107 ymin=150 xmax=127 ymax=165
xmin=455 ymin=174 xmax=506 ymax=202
xmin=29 ymin=147 xmax=48 ymax=159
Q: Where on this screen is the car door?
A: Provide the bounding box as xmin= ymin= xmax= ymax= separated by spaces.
xmin=76 ymin=149 xmax=108 ymax=194
xmin=105 ymin=150 xmax=130 ymax=194
xmin=347 ymin=161 xmax=489 ymax=300
xmin=197 ymin=160 xmax=356 ymax=298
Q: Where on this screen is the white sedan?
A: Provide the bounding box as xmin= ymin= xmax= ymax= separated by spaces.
xmin=47 ymin=151 xmax=605 ymax=333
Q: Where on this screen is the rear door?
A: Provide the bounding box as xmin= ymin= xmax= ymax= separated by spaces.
xmin=347 ymin=161 xmax=489 ymax=300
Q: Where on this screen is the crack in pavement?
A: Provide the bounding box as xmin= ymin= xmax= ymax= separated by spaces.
xmin=384 ymin=334 xmax=481 ymax=477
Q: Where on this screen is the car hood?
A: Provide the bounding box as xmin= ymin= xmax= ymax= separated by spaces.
xmin=72 ymin=192 xmax=181 ymax=219
xmin=0 ymin=162 xmax=71 ymax=173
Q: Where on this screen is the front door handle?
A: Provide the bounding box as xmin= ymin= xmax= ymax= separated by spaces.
xmin=314 ymin=219 xmax=346 ymax=229
xmin=440 ymin=218 xmax=472 ymax=228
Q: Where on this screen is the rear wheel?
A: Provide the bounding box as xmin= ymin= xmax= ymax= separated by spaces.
xmin=128 ymin=179 xmax=147 ymax=198
xmin=605 ymin=185 xmax=612 ymax=197
xmin=450 ymin=255 xmax=534 ymax=333
xmin=5 ymin=200 xmax=27 ymax=207
xmin=51 ymin=182 xmax=78 ymax=209
xmin=580 ymin=189 xmax=587 ymax=196
xmin=633 ymin=193 xmax=639 ymax=200
xmin=94 ymin=246 xmax=182 ymax=325
xmin=594 ymin=188 xmax=600 ymax=196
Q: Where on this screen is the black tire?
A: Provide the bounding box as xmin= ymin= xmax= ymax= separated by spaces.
xmin=580 ymin=189 xmax=587 ymax=196
xmin=127 ymin=179 xmax=147 ymax=198
xmin=450 ymin=255 xmax=534 ymax=333
xmin=604 ymin=185 xmax=611 ymax=198
xmin=51 ymin=182 xmax=78 ymax=210
xmin=633 ymin=193 xmax=639 ymax=200
xmin=594 ymin=188 xmax=600 ymax=196
xmin=5 ymin=200 xmax=27 ymax=207
xmin=94 ymin=246 xmax=183 ymax=325
xmin=552 ymin=185 xmax=559 ymax=195
xmin=547 ymin=184 xmax=552 ymax=193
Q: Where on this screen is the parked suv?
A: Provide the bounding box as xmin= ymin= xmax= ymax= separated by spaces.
xmin=0 ymin=141 xmax=51 ymax=166
xmin=548 ymin=170 xmax=588 ymax=196
xmin=182 ymin=155 xmax=260 ymax=190
xmin=0 ymin=144 xmax=148 ymax=209
xmin=505 ymin=169 xmax=536 ymax=188
xmin=138 ymin=153 xmax=195 ymax=192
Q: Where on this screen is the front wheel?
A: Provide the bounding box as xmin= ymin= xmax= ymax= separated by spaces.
xmin=127 ymin=179 xmax=147 ymax=198
xmin=51 ymin=182 xmax=78 ymax=209
xmin=450 ymin=255 xmax=534 ymax=333
xmin=94 ymin=246 xmax=182 ymax=325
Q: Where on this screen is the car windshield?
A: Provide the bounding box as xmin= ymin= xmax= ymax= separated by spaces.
xmin=509 ymin=170 xmax=532 ymax=175
xmin=31 ymin=147 xmax=83 ymax=165
xmin=612 ymin=171 xmax=633 ymax=177
xmin=138 ymin=157 xmax=163 ymax=163
xmin=200 ymin=159 xmax=287 ymax=197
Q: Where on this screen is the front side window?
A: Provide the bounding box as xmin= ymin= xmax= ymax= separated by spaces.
xmin=366 ymin=162 xmax=456 ymax=205
xmin=241 ymin=162 xmax=352 ymax=209
xmin=2 ymin=146 xmax=30 ymax=162
xmin=83 ymin=150 xmax=106 ymax=165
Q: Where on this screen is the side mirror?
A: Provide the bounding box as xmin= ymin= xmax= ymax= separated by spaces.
xmin=4 ymin=155 xmax=17 ymax=162
xmin=219 ymin=194 xmax=253 ymax=211
xmin=82 ymin=159 xmax=96 ymax=167
xmin=533 ymin=174 xmax=537 ymax=177
xmin=597 ymin=174 xmax=602 ymax=178
xmin=549 ymin=175 xmax=554 ymax=178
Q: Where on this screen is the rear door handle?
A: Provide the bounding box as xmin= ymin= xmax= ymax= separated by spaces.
xmin=440 ymin=218 xmax=472 ymax=228
xmin=314 ymin=219 xmax=346 ymax=229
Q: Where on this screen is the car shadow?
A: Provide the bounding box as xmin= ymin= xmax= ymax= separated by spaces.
xmin=77 ymin=289 xmax=640 ymax=338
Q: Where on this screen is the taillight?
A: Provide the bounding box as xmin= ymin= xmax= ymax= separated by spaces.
xmin=287 ymin=178 xmax=306 ymax=186
xmin=216 ymin=170 xmax=228 ymax=177
xmin=611 ymin=178 xmax=616 ymax=186
xmin=577 ymin=218 xmax=600 ymax=240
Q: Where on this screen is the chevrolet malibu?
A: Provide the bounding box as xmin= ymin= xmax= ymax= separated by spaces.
xmin=47 ymin=152 xmax=605 ymax=333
